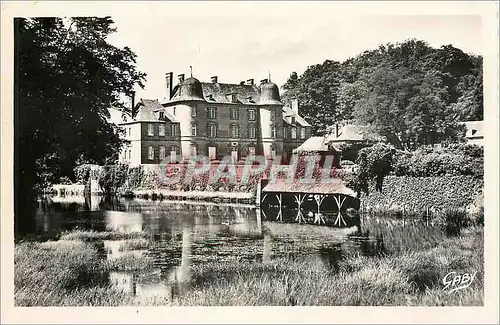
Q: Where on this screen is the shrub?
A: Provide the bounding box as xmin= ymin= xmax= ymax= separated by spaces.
xmin=361 ymin=175 xmax=483 ymax=213
xmin=392 ymin=144 xmax=483 ymax=178
xmin=355 ymin=143 xmax=397 ymax=193
xmin=442 ymin=209 xmax=470 ymax=236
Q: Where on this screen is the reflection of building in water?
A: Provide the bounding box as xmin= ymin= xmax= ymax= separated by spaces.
xmin=169 ymin=226 xmax=192 ymax=283
xmin=88 ymin=195 xmax=101 ymax=211
xmin=262 ymin=230 xmax=273 ymax=263
xmin=105 ymin=211 xmax=143 ymax=233
xmin=102 ymin=240 xmax=145 ymax=260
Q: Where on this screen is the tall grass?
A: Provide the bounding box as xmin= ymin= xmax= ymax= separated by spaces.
xmin=15 ymin=225 xmax=483 ymax=306
xmin=172 ymin=227 xmax=483 ymax=306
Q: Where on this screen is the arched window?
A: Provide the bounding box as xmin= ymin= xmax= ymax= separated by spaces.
xmin=271 ymin=126 xmax=277 ymax=138
xmin=230 ymin=124 xmax=239 ymax=138
xmin=248 ymin=124 xmax=256 ymax=139
xmin=208 ymin=123 xmax=217 ymax=137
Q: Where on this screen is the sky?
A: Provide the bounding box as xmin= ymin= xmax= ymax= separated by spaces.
xmin=106 ymin=3 xmax=483 ymax=102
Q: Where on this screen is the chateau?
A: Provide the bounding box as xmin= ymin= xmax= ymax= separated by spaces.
xmin=115 ymin=72 xmax=312 ymax=166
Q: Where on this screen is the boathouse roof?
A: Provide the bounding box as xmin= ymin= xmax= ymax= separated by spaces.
xmin=262 ymin=180 xmax=357 ymax=196
xmin=293 ymin=136 xmax=330 ymax=153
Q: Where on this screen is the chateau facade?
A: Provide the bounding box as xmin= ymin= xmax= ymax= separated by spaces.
xmin=116 ymin=72 xmax=312 ymax=165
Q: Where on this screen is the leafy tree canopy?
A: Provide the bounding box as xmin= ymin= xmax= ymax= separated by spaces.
xmin=15 ymin=17 xmax=146 ymax=203
xmin=282 ymin=39 xmax=483 ymax=148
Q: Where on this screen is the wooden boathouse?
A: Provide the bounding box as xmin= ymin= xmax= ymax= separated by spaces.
xmin=259 ymin=179 xmax=360 ymax=227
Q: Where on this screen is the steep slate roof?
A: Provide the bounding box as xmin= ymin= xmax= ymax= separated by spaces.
xmin=134 ymin=99 xmax=161 ymax=122
xmin=201 ymin=82 xmax=261 ymax=105
xmin=141 ymin=99 xmax=178 ymax=122
xmin=283 ymin=106 xmax=311 ymax=127
xmin=119 ymin=99 xmax=178 ymax=124
xmin=262 ymin=179 xmax=356 ymax=196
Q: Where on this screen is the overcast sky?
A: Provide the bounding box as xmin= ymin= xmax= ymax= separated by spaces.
xmin=106 ymin=3 xmax=482 ymax=101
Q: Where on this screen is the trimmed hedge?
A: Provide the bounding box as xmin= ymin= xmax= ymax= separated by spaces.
xmin=361 ymin=175 xmax=483 ymax=213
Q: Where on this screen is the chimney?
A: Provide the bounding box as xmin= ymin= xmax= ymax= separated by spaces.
xmin=260 ymin=78 xmax=268 ymax=84
xmin=240 ymin=81 xmax=245 ymax=85
xmin=178 ymin=74 xmax=185 ymax=83
xmin=246 ymin=79 xmax=254 ymax=86
xmin=291 ymin=98 xmax=299 ymax=114
xmin=211 ymin=76 xmax=218 ymax=83
xmin=165 ymin=72 xmax=173 ymax=100
xmin=131 ymin=91 xmax=136 ymax=110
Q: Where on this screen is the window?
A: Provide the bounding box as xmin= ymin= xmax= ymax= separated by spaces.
xmin=191 ymin=105 xmax=197 ymax=117
xmin=171 ymin=124 xmax=177 ymax=137
xmin=291 ymin=127 xmax=297 ymax=139
xmin=207 ymin=107 xmax=217 ymax=119
xmin=148 ymin=124 xmax=154 ymax=136
xmin=248 ymin=109 xmax=256 ymax=121
xmin=191 ymin=124 xmax=197 ymax=136
xmin=291 ymin=116 xmax=296 ymax=124
xmin=230 ymin=108 xmax=239 ymax=120
xmin=148 ymin=146 xmax=154 ymax=160
xmin=230 ymin=124 xmax=239 ymax=138
xmin=208 ymin=146 xmax=216 ymax=160
xmin=170 ymin=146 xmax=177 ymax=163
xmin=128 ymin=128 xmax=131 ymax=137
xmin=159 ymin=124 xmax=165 ymax=136
xmin=271 ymin=126 xmax=276 ymax=138
xmin=300 ymin=127 xmax=306 ymax=139
xmin=208 ymin=123 xmax=217 ymax=137
xmin=231 ymin=148 xmax=238 ymax=163
xmin=248 ymin=147 xmax=256 ymax=156
xmin=159 ymin=111 xmax=164 ymax=119
xmin=159 ymin=145 xmax=166 ymax=160
xmin=173 ymin=107 xmax=176 ymax=115
xmin=128 ymin=149 xmax=131 ymax=159
xmin=270 ymin=110 xmax=276 ymax=121
xmin=191 ymin=145 xmax=197 ymax=156
xmin=283 ymin=127 xmax=288 ymax=139
xmin=248 ymin=124 xmax=256 ymax=139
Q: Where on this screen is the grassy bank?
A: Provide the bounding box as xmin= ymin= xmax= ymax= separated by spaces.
xmin=15 ymin=227 xmax=483 ymax=306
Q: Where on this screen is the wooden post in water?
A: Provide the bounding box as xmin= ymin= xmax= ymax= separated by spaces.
xmin=426 ymin=206 xmax=429 ymax=227
xmin=256 ymin=180 xmax=261 ymax=207
xmin=276 ymin=193 xmax=283 ymax=221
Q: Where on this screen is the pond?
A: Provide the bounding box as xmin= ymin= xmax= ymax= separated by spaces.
xmin=25 ymin=195 xmax=445 ymax=302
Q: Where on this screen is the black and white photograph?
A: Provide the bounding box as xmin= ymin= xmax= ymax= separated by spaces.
xmin=1 ymin=1 xmax=498 ymax=323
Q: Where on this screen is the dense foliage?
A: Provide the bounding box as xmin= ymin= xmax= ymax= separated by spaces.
xmin=348 ymin=143 xmax=483 ymax=195
xmin=282 ymin=40 xmax=482 ymax=149
xmin=361 ymin=175 xmax=483 ymax=213
xmin=15 ymin=17 xmax=145 ymax=205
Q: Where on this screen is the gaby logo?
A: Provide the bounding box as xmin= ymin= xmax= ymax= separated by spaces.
xmin=442 ymin=271 xmax=477 ymax=294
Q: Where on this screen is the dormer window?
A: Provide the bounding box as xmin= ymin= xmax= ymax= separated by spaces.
xmin=227 ymin=93 xmax=237 ymax=103
xmin=159 ymin=111 xmax=164 ymax=119
xmin=246 ymin=96 xmax=254 ymax=103
xmin=291 ymin=116 xmax=296 ymax=124
xmin=207 ymin=94 xmax=215 ymax=101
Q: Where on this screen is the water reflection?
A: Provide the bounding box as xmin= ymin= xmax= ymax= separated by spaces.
xmin=28 ymin=195 xmax=443 ymax=298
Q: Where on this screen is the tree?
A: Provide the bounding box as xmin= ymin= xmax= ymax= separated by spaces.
xmin=14 ymin=17 xmax=146 ymax=234
xmin=282 ymin=39 xmax=482 ymax=137
xmin=282 ymin=60 xmax=347 ymax=134
xmin=355 ymin=143 xmax=397 ymax=194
